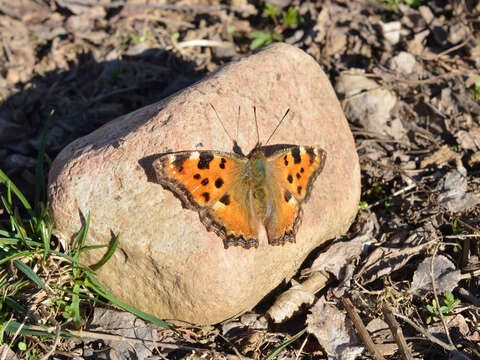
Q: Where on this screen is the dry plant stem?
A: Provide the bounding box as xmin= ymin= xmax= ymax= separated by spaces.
xmin=456 ymin=287 xmax=480 ymax=307
xmin=382 ymin=305 xmax=413 ymax=360
xmin=341 ymin=298 xmax=386 ymax=360
xmin=392 ymin=312 xmax=471 ymax=360
xmin=430 ymin=244 xmax=455 ymax=348
xmin=218 ymin=334 xmax=250 ymax=360
xmin=39 ymin=326 xmax=61 ymax=360
xmin=295 ymin=334 xmax=309 ymax=360
xmin=177 ymin=40 xmax=233 ymax=48
xmin=26 ymin=325 xmax=209 ymax=353
xmin=301 ymin=271 xmax=330 ymax=293
xmin=365 ymin=183 xmax=417 ymax=210
xmin=341 ymin=68 xmax=461 ymax=85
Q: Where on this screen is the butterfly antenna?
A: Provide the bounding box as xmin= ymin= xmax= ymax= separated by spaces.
xmin=265 ymin=108 xmax=290 ymax=145
xmin=253 ymin=106 xmax=261 ymax=146
xmin=210 ymin=103 xmax=244 ymax=156
xmin=236 ymin=106 xmax=240 ymax=140
xmin=210 ymin=103 xmax=235 ymax=144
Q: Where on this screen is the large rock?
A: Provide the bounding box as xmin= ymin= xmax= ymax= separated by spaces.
xmin=48 ymin=43 xmax=360 ymax=325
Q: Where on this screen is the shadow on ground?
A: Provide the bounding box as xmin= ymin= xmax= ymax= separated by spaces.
xmin=0 ymin=48 xmax=205 ymax=204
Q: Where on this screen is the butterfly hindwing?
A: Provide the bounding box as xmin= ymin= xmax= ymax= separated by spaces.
xmin=153 ymin=151 xmax=259 ymax=248
xmin=263 ymin=146 xmax=327 ymax=245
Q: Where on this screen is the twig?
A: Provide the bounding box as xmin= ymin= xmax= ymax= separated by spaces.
xmin=341 ymin=298 xmax=385 ymax=360
xmin=460 ymin=269 xmax=480 ymax=280
xmin=430 ymin=244 xmax=455 ymax=348
xmin=59 ymin=0 xmax=256 ymax=14
xmin=218 ymin=333 xmax=250 ymax=360
xmin=341 ymin=68 xmax=461 ymax=86
xmin=40 ymin=326 xmax=61 ymax=360
xmin=393 ymin=312 xmax=472 ymax=359
xmin=455 ymin=219 xmax=480 ymax=234
xmin=295 ymin=333 xmax=309 ymax=360
xmin=26 ymin=325 xmax=207 ymax=353
xmin=423 ymin=38 xmax=471 ymax=60
xmin=365 ymin=183 xmax=417 ymax=210
xmin=382 ymin=305 xmax=413 ymax=360
xmin=177 ymin=40 xmax=233 ymax=48
xmin=392 ymin=312 xmax=454 ymax=351
xmin=456 ymin=287 xmax=480 ymax=307
xmin=445 ymin=234 xmax=480 ymax=239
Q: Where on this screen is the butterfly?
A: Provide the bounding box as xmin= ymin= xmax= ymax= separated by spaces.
xmin=152 ymin=106 xmax=327 ymax=249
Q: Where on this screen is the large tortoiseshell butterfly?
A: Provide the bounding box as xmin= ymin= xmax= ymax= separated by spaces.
xmin=153 ymin=106 xmax=327 ymax=249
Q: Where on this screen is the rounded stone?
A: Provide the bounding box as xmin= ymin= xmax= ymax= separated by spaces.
xmin=48 ymin=43 xmax=360 ymax=325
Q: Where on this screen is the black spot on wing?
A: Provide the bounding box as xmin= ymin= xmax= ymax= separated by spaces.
xmin=201 ymin=192 xmax=210 ymax=202
xmin=220 ymin=193 xmax=230 ymax=205
xmin=173 ymin=154 xmax=189 ymax=172
xmin=287 ymin=174 xmax=293 ymax=184
xmin=198 ymin=153 xmax=214 ymax=169
xmin=283 ymin=155 xmax=288 ymax=166
xmin=297 ymin=186 xmax=302 ymax=195
xmin=201 ymin=178 xmax=209 ymax=186
xmin=215 ymin=178 xmax=224 ymax=188
xmin=193 ymin=173 xmax=201 ymax=179
xmin=296 ymin=173 xmax=301 ymax=179
xmin=300 ymin=167 xmax=304 ymax=173
xmin=219 ymin=158 xmax=227 ymax=169
xmin=284 ymin=189 xmax=292 ymax=202
xmin=291 ymin=148 xmax=301 ymax=164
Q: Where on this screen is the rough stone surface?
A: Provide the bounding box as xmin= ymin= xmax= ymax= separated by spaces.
xmin=48 ymin=43 xmax=360 ymax=325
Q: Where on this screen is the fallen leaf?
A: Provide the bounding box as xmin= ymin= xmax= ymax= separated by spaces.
xmin=266 ymin=281 xmax=315 ymax=323
xmin=0 ymin=345 xmax=19 ymax=360
xmin=438 ymin=167 xmax=480 ymax=212
xmin=306 ymin=297 xmax=364 ymax=360
xmin=310 ymin=215 xmax=374 ymax=279
xmin=410 ymin=255 xmax=461 ymax=297
xmin=420 ymin=145 xmax=459 ymax=168
xmin=86 ymin=308 xmax=160 ymax=359
xmin=355 ymin=242 xmax=429 ymax=285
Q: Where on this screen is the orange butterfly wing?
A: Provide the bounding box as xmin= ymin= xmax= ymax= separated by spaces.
xmin=263 ymin=146 xmax=327 ymax=244
xmin=153 ymin=151 xmax=259 ymax=248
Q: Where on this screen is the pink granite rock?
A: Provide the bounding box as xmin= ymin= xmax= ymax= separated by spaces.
xmin=48 ymin=43 xmax=360 ymax=325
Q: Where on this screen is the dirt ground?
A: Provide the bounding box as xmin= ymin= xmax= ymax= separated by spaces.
xmin=1 ymin=0 xmax=480 ymax=359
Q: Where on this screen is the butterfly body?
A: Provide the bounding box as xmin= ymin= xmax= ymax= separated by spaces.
xmin=153 ymin=142 xmax=326 ymax=249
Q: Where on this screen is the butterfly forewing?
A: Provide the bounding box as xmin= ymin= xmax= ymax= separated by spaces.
xmin=153 ymin=151 xmax=259 ymax=248
xmin=263 ymin=146 xmax=327 ymax=244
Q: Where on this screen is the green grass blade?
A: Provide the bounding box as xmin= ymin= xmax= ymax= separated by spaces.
xmin=0 ymin=237 xmax=42 ymax=247
xmin=265 ymin=328 xmax=306 ymax=360
xmin=71 ymin=212 xmax=90 ymax=278
xmin=3 ymin=321 xmax=55 ymax=337
xmin=71 ymin=212 xmax=90 ymax=257
xmin=40 ymin=220 xmax=51 ymax=263
xmin=0 ymin=169 xmax=32 ymax=212
xmin=13 ymin=207 xmax=27 ymax=241
xmin=72 ymin=283 xmax=81 ymax=329
xmin=34 ymin=110 xmax=53 ymax=211
xmin=13 ymin=259 xmax=45 ymax=290
xmin=4 ymin=297 xmax=36 ymax=321
xmin=89 ymin=233 xmax=120 ymax=271
xmin=1 ymin=195 xmax=13 ymax=217
xmin=3 ymin=321 xmax=73 ymax=338
xmin=85 ymin=273 xmax=175 ymax=331
xmin=0 ymin=251 xmax=37 ymax=266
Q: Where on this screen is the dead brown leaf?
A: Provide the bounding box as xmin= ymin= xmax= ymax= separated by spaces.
xmin=410 ymin=255 xmax=461 ymax=297
xmin=306 ymin=297 xmax=364 ymax=360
